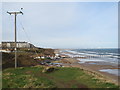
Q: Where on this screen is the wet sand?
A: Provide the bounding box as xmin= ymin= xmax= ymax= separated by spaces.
xmin=55 ymin=49 xmax=120 ymax=86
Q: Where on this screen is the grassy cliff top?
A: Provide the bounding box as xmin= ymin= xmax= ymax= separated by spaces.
xmin=2 ymin=66 xmax=119 ymax=88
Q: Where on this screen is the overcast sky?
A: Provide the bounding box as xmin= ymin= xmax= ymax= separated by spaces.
xmin=2 ymin=2 xmax=118 ymax=49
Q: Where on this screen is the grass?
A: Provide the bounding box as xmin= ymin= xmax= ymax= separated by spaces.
xmin=2 ymin=66 xmax=120 ymax=88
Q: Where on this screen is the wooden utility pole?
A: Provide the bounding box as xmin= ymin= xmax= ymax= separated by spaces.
xmin=7 ymin=11 xmax=23 ymax=68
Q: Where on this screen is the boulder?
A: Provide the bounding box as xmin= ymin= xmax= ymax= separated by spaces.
xmin=42 ymin=66 xmax=57 ymax=73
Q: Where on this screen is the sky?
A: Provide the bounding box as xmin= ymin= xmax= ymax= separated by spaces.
xmin=2 ymin=2 xmax=118 ymax=49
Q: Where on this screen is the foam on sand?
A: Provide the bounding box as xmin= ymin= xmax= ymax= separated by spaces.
xmin=77 ymin=58 xmax=105 ymax=63
xmin=99 ymin=69 xmax=120 ymax=76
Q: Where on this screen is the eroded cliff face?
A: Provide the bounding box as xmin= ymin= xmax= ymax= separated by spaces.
xmin=2 ymin=48 xmax=55 ymax=69
xmin=18 ymin=48 xmax=55 ymax=56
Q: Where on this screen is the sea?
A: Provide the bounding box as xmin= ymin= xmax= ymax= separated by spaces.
xmin=61 ymin=48 xmax=120 ymax=76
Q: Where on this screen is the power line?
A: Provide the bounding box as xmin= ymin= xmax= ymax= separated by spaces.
xmin=17 ymin=16 xmax=39 ymax=58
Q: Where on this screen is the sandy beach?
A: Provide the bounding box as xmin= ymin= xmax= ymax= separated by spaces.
xmin=55 ymin=49 xmax=120 ymax=86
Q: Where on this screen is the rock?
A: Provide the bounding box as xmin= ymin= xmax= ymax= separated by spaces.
xmin=42 ymin=66 xmax=57 ymax=73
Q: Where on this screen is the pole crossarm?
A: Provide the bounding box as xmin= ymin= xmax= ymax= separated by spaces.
xmin=7 ymin=11 xmax=23 ymax=15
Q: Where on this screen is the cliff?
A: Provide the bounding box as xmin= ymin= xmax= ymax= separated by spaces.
xmin=2 ymin=48 xmax=55 ymax=69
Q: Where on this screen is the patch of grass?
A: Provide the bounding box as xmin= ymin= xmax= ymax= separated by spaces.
xmin=3 ymin=66 xmax=55 ymax=88
xmin=2 ymin=66 xmax=119 ymax=88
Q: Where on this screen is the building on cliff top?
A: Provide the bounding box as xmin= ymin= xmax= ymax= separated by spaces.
xmin=0 ymin=41 xmax=35 ymax=49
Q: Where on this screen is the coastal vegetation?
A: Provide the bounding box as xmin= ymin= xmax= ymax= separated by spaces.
xmin=2 ymin=48 xmax=54 ymax=70
xmin=3 ymin=66 xmax=119 ymax=88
